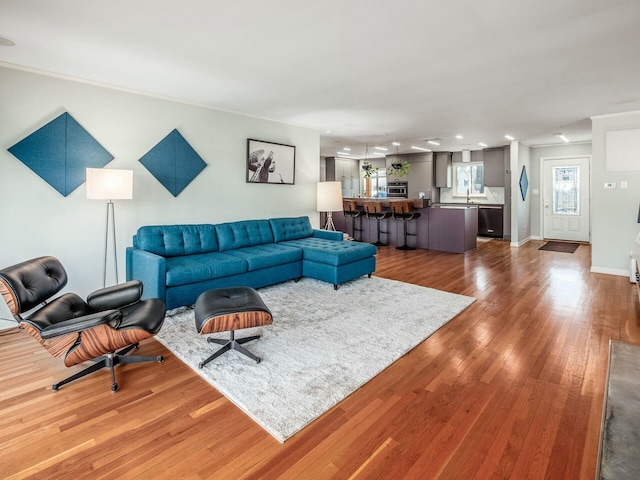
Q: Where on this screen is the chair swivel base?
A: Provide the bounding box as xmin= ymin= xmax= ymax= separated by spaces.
xmin=199 ymin=330 xmax=261 ymax=368
xmin=52 ymin=343 xmax=163 ymax=393
xmin=396 ymin=244 xmax=416 ymax=251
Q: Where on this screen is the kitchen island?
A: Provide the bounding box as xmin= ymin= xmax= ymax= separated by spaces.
xmin=333 ymin=198 xmax=478 ymax=253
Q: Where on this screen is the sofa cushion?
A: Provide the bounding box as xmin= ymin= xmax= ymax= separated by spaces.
xmin=165 ymin=252 xmax=247 ymax=286
xmin=134 ymin=225 xmax=218 ymax=257
xmin=224 ymin=243 xmax=303 ymax=271
xmin=216 ymin=220 xmax=274 ymax=252
xmin=269 ymin=216 xmax=313 ymax=243
xmin=282 ymin=238 xmax=377 ymax=266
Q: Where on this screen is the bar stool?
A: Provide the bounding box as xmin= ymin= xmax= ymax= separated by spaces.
xmin=391 ymin=201 xmax=421 ymax=250
xmin=363 ymin=202 xmax=390 ymax=246
xmin=342 ymin=200 xmax=363 ymax=241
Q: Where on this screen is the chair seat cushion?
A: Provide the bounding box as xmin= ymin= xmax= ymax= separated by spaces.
xmin=281 ymin=238 xmax=377 ymax=266
xmin=165 ymin=252 xmax=247 ymax=287
xmin=223 ymin=243 xmax=302 ymax=271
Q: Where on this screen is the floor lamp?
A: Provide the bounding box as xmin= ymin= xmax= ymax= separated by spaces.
xmin=86 ymin=168 xmax=133 ymax=287
xmin=317 ymin=181 xmax=343 ymax=231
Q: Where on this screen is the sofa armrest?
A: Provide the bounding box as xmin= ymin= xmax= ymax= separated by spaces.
xmin=312 ymin=229 xmax=344 ymax=241
xmin=126 ymin=247 xmax=167 ymax=303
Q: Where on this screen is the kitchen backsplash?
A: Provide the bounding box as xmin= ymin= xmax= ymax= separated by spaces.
xmin=439 ymin=186 xmax=505 ymax=205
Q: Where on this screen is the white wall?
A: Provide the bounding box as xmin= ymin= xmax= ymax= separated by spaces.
xmin=510 ymin=141 xmax=531 ymax=245
xmin=591 ymin=110 xmax=640 ymax=276
xmin=0 ymin=66 xmax=320 ymax=299
xmin=529 ymin=143 xmax=592 ymax=238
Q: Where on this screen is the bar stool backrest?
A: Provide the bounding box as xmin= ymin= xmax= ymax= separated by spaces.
xmin=343 ymin=200 xmax=358 ymax=213
xmin=391 ymin=201 xmax=411 ymax=216
xmin=364 ymin=202 xmax=383 ymax=214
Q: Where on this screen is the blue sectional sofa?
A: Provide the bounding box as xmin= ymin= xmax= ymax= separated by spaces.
xmin=126 ymin=216 xmax=377 ymax=310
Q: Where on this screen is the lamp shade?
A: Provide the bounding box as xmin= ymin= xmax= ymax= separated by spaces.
xmin=317 ymin=181 xmax=343 ymax=212
xmin=86 ymin=168 xmax=133 ymax=200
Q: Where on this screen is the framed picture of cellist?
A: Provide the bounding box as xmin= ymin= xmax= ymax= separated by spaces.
xmin=246 ymin=139 xmax=295 ymax=185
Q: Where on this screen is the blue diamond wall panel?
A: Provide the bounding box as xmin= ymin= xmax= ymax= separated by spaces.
xmin=8 ymin=112 xmax=114 ymax=196
xmin=139 ymin=129 xmax=206 ymax=197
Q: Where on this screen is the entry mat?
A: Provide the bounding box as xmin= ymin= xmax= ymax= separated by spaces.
xmin=539 ymin=241 xmax=580 ymax=253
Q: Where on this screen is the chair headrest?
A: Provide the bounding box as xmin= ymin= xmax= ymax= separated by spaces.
xmin=0 ymin=256 xmax=67 ymax=314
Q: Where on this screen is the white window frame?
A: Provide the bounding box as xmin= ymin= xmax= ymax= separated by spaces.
xmin=452 ymin=162 xmax=486 ymax=198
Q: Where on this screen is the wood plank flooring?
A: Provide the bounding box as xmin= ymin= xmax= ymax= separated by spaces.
xmin=1 ymin=239 xmax=638 ymax=479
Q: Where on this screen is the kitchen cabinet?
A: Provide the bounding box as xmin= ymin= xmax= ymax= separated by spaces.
xmin=407 ymin=153 xmax=433 ymax=200
xmin=483 ymin=148 xmax=505 ymax=187
xmin=326 ymin=157 xmax=360 ymax=198
xmin=435 ymin=152 xmax=452 ymax=188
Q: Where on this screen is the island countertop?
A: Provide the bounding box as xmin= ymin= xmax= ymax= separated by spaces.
xmin=335 ymin=198 xmax=477 ymax=253
xmin=343 ymin=198 xmax=430 ymax=209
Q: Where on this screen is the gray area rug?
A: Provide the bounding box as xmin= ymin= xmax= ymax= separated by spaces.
xmin=598 ymin=340 xmax=640 ymax=479
xmin=155 ymin=276 xmax=475 ymax=442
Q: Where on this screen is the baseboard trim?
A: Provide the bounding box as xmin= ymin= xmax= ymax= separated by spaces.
xmin=510 ymin=237 xmax=531 ymax=248
xmin=590 ymin=266 xmax=630 ymax=278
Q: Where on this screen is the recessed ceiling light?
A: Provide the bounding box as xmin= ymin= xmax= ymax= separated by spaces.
xmin=553 ymin=133 xmax=570 ymax=143
xmin=392 ymin=141 xmax=400 ymax=146
xmin=325 ymin=130 xmax=331 ymax=134
xmin=373 ymin=152 xmax=385 ymax=157
xmin=478 ymin=142 xmax=488 ymax=147
xmin=343 ymin=147 xmax=351 ymax=151
xmin=336 ymin=151 xmax=351 ymax=156
xmin=427 ymin=140 xmax=440 ymax=146
xmin=411 ymin=146 xmax=431 ymax=152
xmin=374 ymin=146 xmax=388 ymax=151
xmin=505 ymin=135 xmax=515 ymax=141
xmin=0 ymin=36 xmax=16 ymax=47
xmin=455 ymin=135 xmax=464 ymax=139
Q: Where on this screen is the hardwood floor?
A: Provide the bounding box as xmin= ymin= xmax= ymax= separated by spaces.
xmin=2 ymin=239 xmax=639 ymax=479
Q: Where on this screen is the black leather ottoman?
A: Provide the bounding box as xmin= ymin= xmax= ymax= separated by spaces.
xmin=194 ymin=287 xmax=272 ymax=368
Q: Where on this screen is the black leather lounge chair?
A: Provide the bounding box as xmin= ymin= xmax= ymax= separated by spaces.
xmin=0 ymin=256 xmax=166 ymax=392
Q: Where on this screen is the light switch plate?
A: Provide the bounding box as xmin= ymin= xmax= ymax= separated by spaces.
xmin=621 ymin=181 xmax=628 ymax=189
xmin=604 ymin=182 xmax=616 ymax=189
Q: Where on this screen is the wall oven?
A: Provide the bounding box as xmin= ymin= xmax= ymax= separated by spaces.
xmin=387 ymin=181 xmax=408 ymax=198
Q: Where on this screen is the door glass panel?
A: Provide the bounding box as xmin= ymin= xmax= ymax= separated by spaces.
xmin=552 ymin=166 xmax=580 ymax=215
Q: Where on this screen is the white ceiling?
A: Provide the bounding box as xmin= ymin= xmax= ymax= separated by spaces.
xmin=1 ymin=0 xmax=639 ymax=158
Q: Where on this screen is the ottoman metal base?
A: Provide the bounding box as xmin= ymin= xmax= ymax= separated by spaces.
xmin=199 ymin=331 xmax=261 ymax=368
xmin=195 ymin=286 xmax=272 ymax=368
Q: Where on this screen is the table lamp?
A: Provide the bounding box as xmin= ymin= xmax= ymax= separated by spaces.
xmin=317 ymin=181 xmax=343 ymax=231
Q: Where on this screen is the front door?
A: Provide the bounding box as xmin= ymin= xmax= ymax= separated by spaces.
xmin=542 ymin=157 xmax=590 ymax=242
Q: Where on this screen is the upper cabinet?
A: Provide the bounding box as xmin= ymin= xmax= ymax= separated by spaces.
xmin=407 ymin=153 xmax=433 ymax=200
xmin=435 ymin=152 xmax=452 ymax=188
xmin=326 ymin=157 xmax=360 ymax=197
xmin=483 ymin=147 xmax=507 ymax=187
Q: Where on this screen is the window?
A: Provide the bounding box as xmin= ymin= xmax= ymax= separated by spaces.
xmin=453 ymin=162 xmax=485 ymax=197
xmin=362 ymin=169 xmax=387 ymax=197
xmin=552 ymin=166 xmax=580 ymax=215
